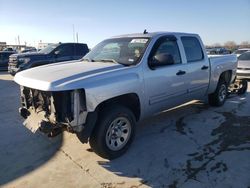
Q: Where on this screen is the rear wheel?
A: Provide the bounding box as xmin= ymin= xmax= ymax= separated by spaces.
xmin=209 ymin=79 xmax=227 ymax=106
xmin=89 ymin=105 xmax=136 ymax=159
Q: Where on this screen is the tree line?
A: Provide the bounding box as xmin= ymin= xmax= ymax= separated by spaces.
xmin=206 ymin=41 xmax=250 ymax=51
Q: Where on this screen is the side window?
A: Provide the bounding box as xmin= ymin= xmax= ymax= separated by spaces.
xmin=74 ymin=44 xmax=89 ymax=56
xmin=82 ymin=44 xmax=89 ymax=55
xmin=74 ymin=45 xmax=82 ymax=56
xmin=181 ymin=37 xmax=204 ymax=62
xmin=151 ymin=39 xmax=182 ymax=65
xmin=56 ymin=44 xmax=73 ymax=56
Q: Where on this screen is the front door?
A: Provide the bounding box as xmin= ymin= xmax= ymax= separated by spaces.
xmin=143 ymin=36 xmax=189 ymax=115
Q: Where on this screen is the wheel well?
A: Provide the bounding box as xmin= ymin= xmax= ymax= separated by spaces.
xmin=96 ymin=93 xmax=141 ymax=121
xmin=219 ymin=70 xmax=232 ymax=86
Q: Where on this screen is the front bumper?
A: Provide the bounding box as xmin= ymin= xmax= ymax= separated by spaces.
xmin=8 ymin=65 xmax=20 ymax=75
xmin=19 ymin=87 xmax=88 ymax=136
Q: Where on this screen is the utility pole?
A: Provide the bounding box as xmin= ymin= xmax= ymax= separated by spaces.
xmin=72 ymin=24 xmax=75 ymax=42
xmin=76 ymin=32 xmax=78 ymax=43
xmin=18 ymin=35 xmax=20 ymax=45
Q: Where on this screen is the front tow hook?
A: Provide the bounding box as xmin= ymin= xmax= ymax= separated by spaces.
xmin=19 ymin=107 xmax=30 ymax=119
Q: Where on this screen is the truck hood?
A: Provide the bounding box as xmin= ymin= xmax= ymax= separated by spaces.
xmin=14 ymin=60 xmax=125 ymax=91
xmin=10 ymin=52 xmax=46 ymax=59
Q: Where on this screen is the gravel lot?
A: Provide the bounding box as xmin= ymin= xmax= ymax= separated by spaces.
xmin=0 ymin=72 xmax=250 ymax=188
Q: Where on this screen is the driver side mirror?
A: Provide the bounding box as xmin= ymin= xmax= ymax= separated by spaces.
xmin=149 ymin=53 xmax=174 ymax=69
xmin=54 ymin=50 xmax=60 ymax=55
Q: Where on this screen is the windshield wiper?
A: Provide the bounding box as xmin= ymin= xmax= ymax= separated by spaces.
xmin=82 ymin=58 xmax=94 ymax=62
xmin=94 ymin=59 xmax=118 ymax=64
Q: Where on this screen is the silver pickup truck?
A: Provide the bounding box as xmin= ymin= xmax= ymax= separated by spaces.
xmin=14 ymin=32 xmax=237 ymax=159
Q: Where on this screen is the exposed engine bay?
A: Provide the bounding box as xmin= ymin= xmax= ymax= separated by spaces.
xmin=19 ymin=86 xmax=87 ymax=137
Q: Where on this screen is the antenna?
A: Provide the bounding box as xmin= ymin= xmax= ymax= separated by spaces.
xmin=143 ymin=29 xmax=148 ymax=34
xmin=76 ymin=32 xmax=78 ymax=43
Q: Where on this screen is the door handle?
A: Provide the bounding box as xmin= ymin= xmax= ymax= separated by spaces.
xmin=176 ymin=70 xmax=186 ymax=76
xmin=201 ymin=65 xmax=209 ymax=70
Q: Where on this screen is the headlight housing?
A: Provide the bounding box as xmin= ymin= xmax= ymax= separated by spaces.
xmin=18 ymin=57 xmax=30 ymax=64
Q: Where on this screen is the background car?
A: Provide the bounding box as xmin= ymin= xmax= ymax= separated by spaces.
xmin=0 ymin=51 xmax=16 ymax=71
xmin=206 ymin=47 xmax=231 ymax=55
xmin=3 ymin=47 xmax=16 ymax=52
xmin=237 ymin=51 xmax=250 ymax=79
xmin=233 ymin=48 xmax=250 ymax=57
xmin=21 ymin=47 xmax=37 ymax=53
xmin=8 ymin=42 xmax=89 ymax=75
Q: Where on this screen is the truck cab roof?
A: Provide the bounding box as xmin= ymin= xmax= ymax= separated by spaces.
xmin=111 ymin=31 xmax=199 ymax=39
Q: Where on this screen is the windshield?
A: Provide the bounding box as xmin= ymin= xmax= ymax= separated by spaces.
xmin=39 ymin=44 xmax=59 ymax=54
xmin=83 ymin=37 xmax=149 ymax=65
xmin=238 ymin=52 xmax=250 ymax=61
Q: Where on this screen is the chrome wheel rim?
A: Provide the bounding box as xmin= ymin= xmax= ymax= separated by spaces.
xmin=105 ymin=117 xmax=131 ymax=151
xmin=219 ymin=84 xmax=227 ymax=102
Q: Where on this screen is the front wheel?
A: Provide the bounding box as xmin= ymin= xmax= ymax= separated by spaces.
xmin=89 ymin=105 xmax=136 ymax=159
xmin=209 ymin=79 xmax=228 ymax=106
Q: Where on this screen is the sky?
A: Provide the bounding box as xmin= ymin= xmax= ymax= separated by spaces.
xmin=0 ymin=0 xmax=250 ymax=48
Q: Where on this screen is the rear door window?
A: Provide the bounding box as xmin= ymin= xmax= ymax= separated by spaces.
xmin=56 ymin=44 xmax=73 ymax=56
xmin=74 ymin=44 xmax=89 ymax=56
xmin=181 ymin=37 xmax=204 ymax=62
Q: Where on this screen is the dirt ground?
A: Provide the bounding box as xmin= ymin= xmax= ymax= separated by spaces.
xmin=0 ymin=72 xmax=250 ymax=188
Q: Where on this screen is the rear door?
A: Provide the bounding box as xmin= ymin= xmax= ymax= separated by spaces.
xmin=73 ymin=44 xmax=89 ymax=60
xmin=55 ymin=44 xmax=74 ymax=62
xmin=143 ymin=36 xmax=189 ymax=114
xmin=180 ymin=36 xmax=209 ymax=99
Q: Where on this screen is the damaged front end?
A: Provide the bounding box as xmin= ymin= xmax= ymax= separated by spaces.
xmin=19 ymin=86 xmax=87 ymax=137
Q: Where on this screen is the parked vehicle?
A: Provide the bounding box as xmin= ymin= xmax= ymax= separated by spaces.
xmin=237 ymin=51 xmax=250 ymax=79
xmin=207 ymin=47 xmax=231 ymax=55
xmin=3 ymin=47 xmax=16 ymax=52
xmin=206 ymin=48 xmax=215 ymax=54
xmin=8 ymin=43 xmax=89 ymax=75
xmin=0 ymin=51 xmax=16 ymax=71
xmin=14 ymin=32 xmax=237 ymax=159
xmin=233 ymin=48 xmax=250 ymax=57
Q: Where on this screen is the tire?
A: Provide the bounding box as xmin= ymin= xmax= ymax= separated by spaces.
xmin=89 ymin=105 xmax=136 ymax=159
xmin=209 ymin=79 xmax=227 ymax=106
xmin=237 ymin=79 xmax=248 ymax=95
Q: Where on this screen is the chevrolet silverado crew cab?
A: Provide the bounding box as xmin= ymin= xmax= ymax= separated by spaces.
xmin=14 ymin=32 xmax=237 ymax=159
xmin=8 ymin=42 xmax=89 ymax=75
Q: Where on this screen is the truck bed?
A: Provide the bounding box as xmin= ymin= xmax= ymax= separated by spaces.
xmin=207 ymin=54 xmax=237 ymax=94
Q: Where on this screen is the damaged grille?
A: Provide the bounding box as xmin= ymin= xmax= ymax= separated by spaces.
xmin=9 ymin=56 xmax=18 ymax=67
xmin=20 ymin=86 xmax=87 ymax=134
xmin=20 ymin=86 xmax=86 ymax=127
